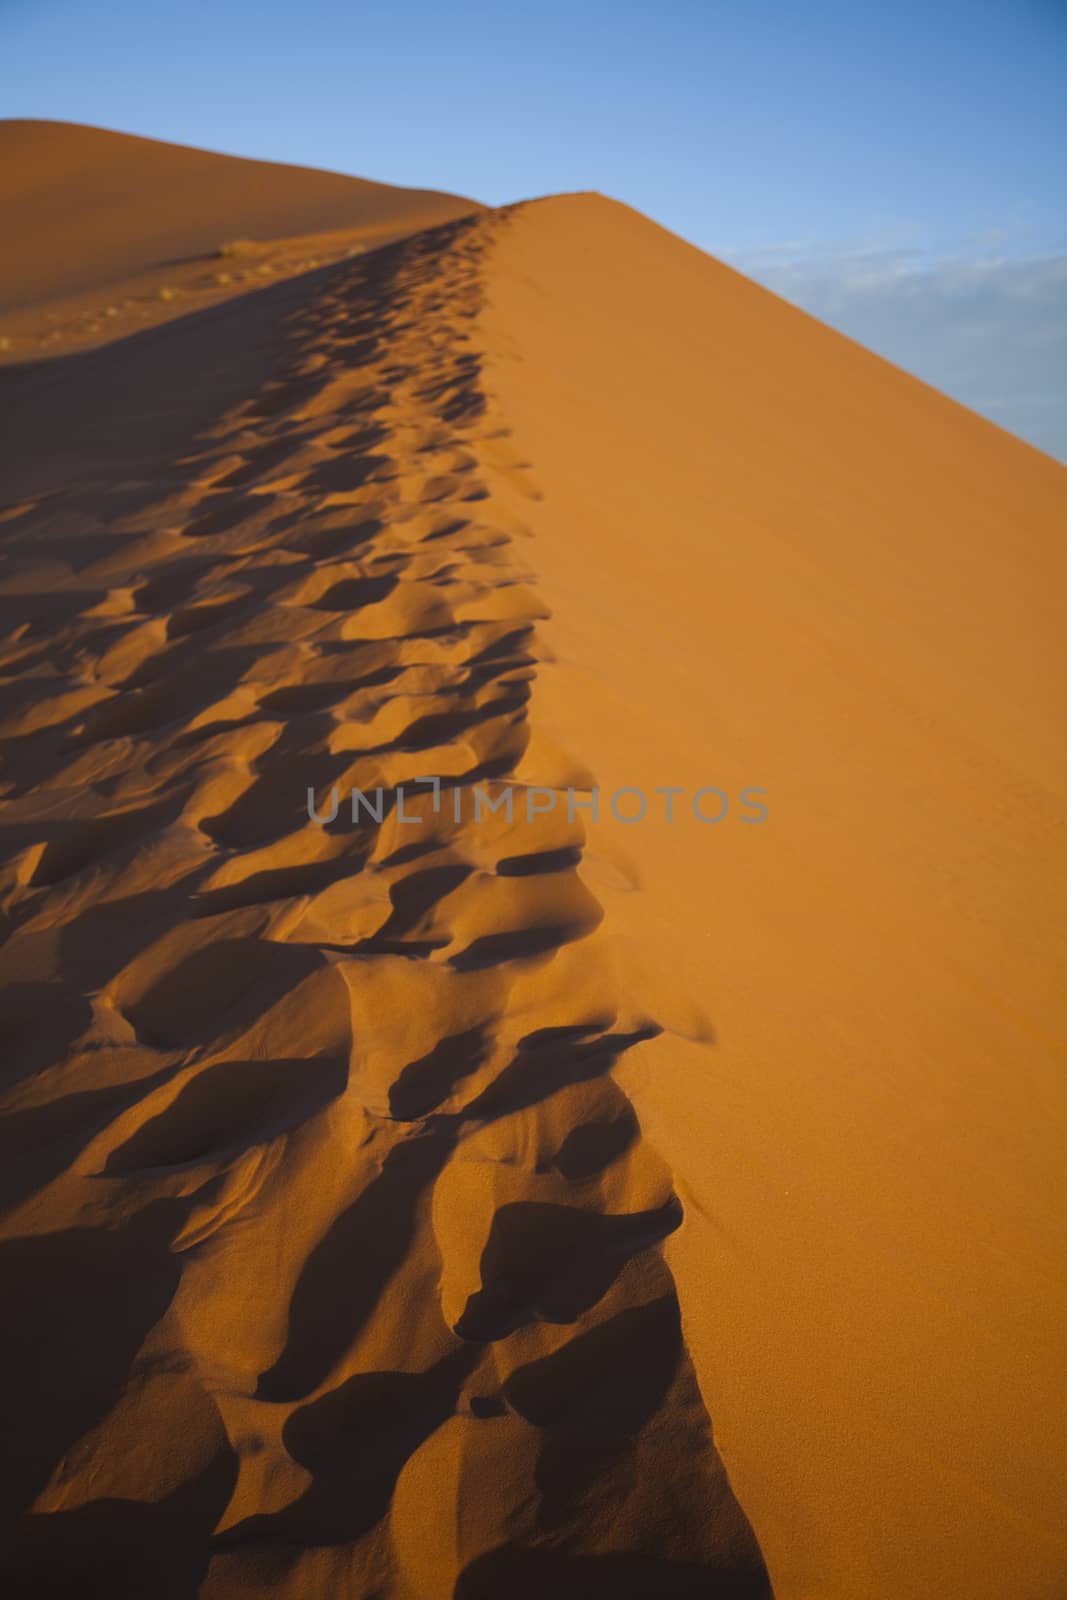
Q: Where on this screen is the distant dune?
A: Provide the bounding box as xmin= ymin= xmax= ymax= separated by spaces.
xmin=0 ymin=125 xmax=1064 ymax=1600
xmin=0 ymin=121 xmax=482 ymax=356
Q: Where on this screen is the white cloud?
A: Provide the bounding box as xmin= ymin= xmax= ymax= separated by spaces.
xmin=720 ymin=235 xmax=1067 ymax=463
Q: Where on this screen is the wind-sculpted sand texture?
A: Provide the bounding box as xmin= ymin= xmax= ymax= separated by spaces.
xmin=0 ymin=215 xmax=772 ymax=1596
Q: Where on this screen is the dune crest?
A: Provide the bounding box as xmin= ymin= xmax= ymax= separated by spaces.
xmin=0 ymin=210 xmax=771 ymax=1595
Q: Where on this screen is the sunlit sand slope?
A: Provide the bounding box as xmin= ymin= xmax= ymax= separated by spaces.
xmin=481 ymin=194 xmax=1067 ymax=1600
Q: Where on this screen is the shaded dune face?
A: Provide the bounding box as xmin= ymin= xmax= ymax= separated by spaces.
xmin=0 ymin=216 xmax=771 ymax=1596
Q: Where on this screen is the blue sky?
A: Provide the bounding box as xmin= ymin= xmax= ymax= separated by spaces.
xmin=4 ymin=0 xmax=1065 ymax=459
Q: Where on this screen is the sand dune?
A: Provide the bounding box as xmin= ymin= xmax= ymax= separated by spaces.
xmin=0 ymin=121 xmax=481 ymax=359
xmin=0 ymin=174 xmax=768 ymax=1594
xmin=1 ymin=128 xmax=1065 ymax=1599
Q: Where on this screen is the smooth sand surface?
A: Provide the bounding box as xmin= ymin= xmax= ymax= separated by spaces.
xmin=481 ymin=195 xmax=1067 ymax=1599
xmin=0 ymin=121 xmax=481 ymax=359
xmin=0 ymin=129 xmax=1064 ymax=1598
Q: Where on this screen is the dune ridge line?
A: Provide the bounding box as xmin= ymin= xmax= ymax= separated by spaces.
xmin=0 ymin=207 xmax=772 ymax=1597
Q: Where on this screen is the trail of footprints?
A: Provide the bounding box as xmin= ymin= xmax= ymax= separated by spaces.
xmin=0 ymin=219 xmax=771 ymax=1595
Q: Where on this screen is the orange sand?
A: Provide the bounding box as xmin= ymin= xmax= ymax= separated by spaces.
xmin=0 ymin=126 xmax=1064 ymax=1599
xmin=0 ymin=121 xmax=481 ymax=360
xmin=481 ymin=196 xmax=1067 ymax=1599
